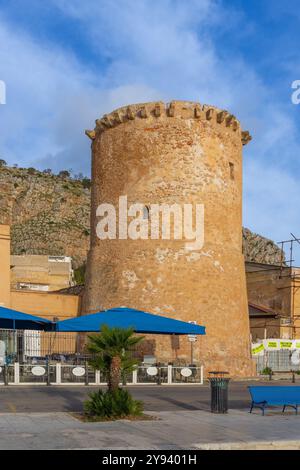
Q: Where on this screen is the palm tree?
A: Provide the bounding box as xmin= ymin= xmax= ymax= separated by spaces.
xmin=87 ymin=325 xmax=144 ymax=392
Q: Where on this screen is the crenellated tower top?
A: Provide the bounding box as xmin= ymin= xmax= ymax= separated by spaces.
xmin=85 ymin=100 xmax=252 ymax=146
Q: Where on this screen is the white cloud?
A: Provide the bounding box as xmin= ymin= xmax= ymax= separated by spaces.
xmin=0 ymin=17 xmax=95 ymax=170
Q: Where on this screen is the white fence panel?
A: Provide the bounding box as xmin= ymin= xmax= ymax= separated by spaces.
xmin=0 ymin=363 xmax=204 ymax=385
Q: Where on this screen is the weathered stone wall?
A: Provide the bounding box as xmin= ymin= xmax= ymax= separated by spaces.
xmin=82 ymin=100 xmax=255 ymax=376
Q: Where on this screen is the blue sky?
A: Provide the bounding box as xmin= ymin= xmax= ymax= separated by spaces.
xmin=0 ymin=0 xmax=300 ymax=256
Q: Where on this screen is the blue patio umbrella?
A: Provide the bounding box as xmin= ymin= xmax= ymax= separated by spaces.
xmin=54 ymin=307 xmax=206 ymax=335
xmin=0 ymin=306 xmax=54 ymax=331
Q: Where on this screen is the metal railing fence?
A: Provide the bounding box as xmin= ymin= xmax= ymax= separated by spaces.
xmin=254 ymin=350 xmax=300 ymax=373
xmin=0 ymin=329 xmax=85 ymax=364
xmin=0 ymin=363 xmax=204 ymax=386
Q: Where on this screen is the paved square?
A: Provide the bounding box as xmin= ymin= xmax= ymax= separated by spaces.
xmin=0 ymin=409 xmax=300 ymax=449
xmin=1 ymin=382 xmax=300 ymax=449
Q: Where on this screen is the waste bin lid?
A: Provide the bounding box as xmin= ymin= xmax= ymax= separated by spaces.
xmin=208 ymin=371 xmax=230 ymax=377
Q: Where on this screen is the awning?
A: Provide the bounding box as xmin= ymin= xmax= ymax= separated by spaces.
xmin=54 ymin=307 xmax=206 ymax=335
xmin=0 ymin=306 xmax=53 ymax=331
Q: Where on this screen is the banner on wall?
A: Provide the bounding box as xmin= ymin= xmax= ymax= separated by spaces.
xmin=251 ymin=343 xmax=265 ymax=356
xmin=264 ymin=339 xmax=279 ymax=350
xmin=252 ymin=339 xmax=300 ymax=355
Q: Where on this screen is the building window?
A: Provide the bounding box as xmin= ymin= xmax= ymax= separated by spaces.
xmin=229 ymin=162 xmax=235 ymax=180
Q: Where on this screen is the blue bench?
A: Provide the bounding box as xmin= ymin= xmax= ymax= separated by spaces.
xmin=248 ymin=386 xmax=300 ymax=415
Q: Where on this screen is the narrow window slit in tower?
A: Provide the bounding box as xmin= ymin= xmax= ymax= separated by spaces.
xmin=229 ymin=162 xmax=235 ymax=180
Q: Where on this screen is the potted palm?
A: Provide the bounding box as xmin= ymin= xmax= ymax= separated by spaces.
xmin=84 ymin=325 xmax=144 ymax=419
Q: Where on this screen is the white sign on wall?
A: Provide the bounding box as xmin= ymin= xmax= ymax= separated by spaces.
xmin=188 ymin=321 xmax=197 ymax=342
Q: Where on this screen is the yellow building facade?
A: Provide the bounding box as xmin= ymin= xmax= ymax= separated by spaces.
xmin=246 ymin=262 xmax=300 ymax=340
xmin=0 ymin=224 xmax=80 ymax=320
xmin=0 ymin=225 xmax=11 ymax=307
xmin=11 ymin=254 xmax=74 ymax=292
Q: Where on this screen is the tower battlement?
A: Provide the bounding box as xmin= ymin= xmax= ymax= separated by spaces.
xmin=85 ymin=100 xmax=252 ymax=146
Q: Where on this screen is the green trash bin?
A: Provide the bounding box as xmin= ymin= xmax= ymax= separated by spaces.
xmin=209 ymin=371 xmax=230 ymax=413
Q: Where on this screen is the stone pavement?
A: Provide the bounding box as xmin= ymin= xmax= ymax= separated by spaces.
xmin=0 ymin=381 xmax=291 ymax=413
xmin=0 ymin=409 xmax=300 ymax=450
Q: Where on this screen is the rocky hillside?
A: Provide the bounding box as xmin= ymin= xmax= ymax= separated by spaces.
xmin=0 ymin=165 xmax=284 ymax=268
xmin=242 ymin=227 xmax=283 ymax=265
xmin=0 ymin=166 xmax=90 ymax=268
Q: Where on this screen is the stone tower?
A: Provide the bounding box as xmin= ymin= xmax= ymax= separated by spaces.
xmin=83 ymin=100 xmax=254 ymax=376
